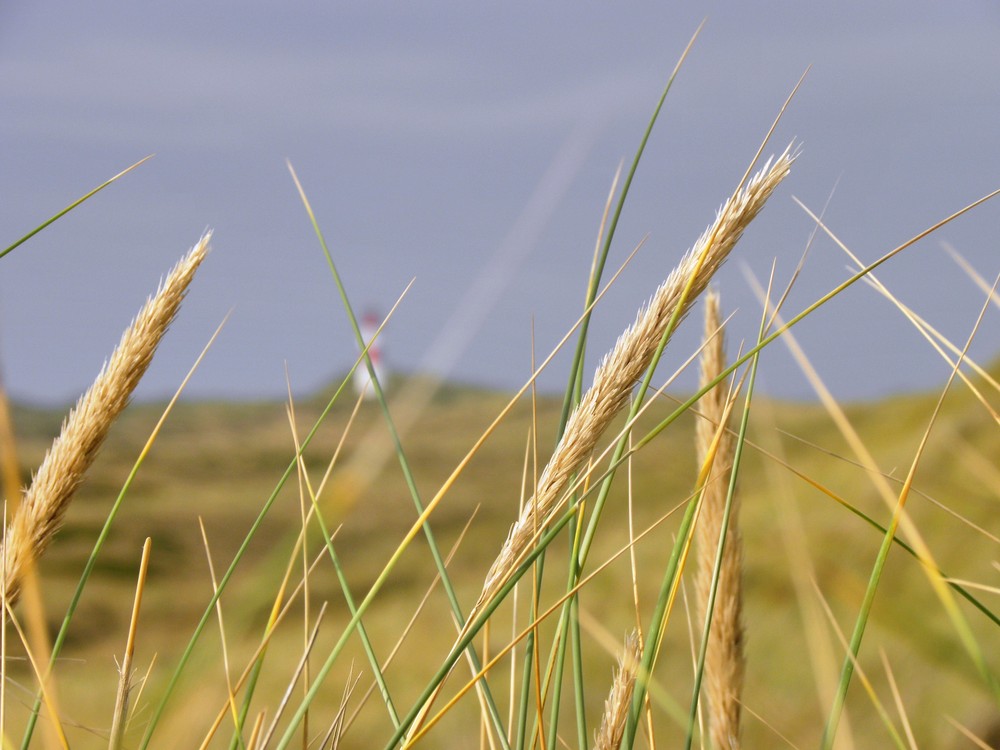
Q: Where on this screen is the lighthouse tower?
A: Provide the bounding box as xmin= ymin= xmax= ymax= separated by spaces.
xmin=353 ymin=311 xmax=385 ymax=400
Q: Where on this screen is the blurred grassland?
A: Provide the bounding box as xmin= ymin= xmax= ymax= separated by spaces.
xmin=4 ymin=365 xmax=999 ymax=747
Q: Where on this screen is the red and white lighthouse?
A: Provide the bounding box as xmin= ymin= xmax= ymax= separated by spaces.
xmin=353 ymin=311 xmax=385 ymax=400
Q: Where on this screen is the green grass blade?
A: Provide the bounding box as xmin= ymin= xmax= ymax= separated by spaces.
xmin=543 ymin=517 xmax=586 ymax=750
xmin=136 ymin=362 xmax=363 ymax=749
xmin=557 ymin=22 xmax=703 ymax=434
xmin=820 ymin=276 xmax=1000 ymax=749
xmin=381 ymin=505 xmax=585 ymax=750
xmin=288 ymin=165 xmax=511 ymax=748
xmin=1 ymin=156 xmax=152 ymax=261
xmin=796 ymin=476 xmax=1000 ymax=630
xmin=514 ymin=628 xmax=534 ymax=749
xmin=521 ymin=546 xmax=548 ymax=750
xmin=19 ymin=314 xmax=222 ymax=749
xmin=551 ymin=33 xmax=698 ymax=733
xmin=570 ymin=596 xmax=587 ymax=749
xmin=623 ymin=485 xmax=703 ymax=749
xmin=307 ymin=472 xmax=402 ymax=727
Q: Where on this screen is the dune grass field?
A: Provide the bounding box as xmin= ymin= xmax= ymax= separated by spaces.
xmin=3 ymin=363 xmax=999 ymax=749
xmin=3 ymin=45 xmax=1000 ymax=750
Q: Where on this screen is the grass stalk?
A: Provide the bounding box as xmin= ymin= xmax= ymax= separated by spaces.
xmin=1 ymin=156 xmax=152 ymax=261
xmin=108 ymin=537 xmax=152 ymax=750
xmin=19 ymin=302 xmax=223 ymax=750
xmin=557 ymin=21 xmax=704 ymax=433
xmin=594 ymin=633 xmax=641 ymax=750
xmin=690 ymin=291 xmax=745 ymax=750
xmin=290 ymin=408 xmax=402 ymax=729
xmin=820 ymin=276 xmax=1000 ymax=748
xmin=138 ymin=348 xmax=368 ymax=748
xmin=289 ymin=164 xmax=512 ymax=748
xmin=3 ymin=233 xmax=209 ymax=606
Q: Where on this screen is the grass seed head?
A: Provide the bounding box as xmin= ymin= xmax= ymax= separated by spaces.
xmin=1 ymin=233 xmax=210 ymax=605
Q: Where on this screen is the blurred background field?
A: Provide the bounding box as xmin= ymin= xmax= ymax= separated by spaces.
xmin=4 ymin=365 xmax=998 ymax=747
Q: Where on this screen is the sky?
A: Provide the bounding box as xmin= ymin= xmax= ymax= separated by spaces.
xmin=1 ymin=2 xmax=999 ymax=406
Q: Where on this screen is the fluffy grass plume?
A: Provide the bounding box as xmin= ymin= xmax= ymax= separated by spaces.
xmin=594 ymin=632 xmax=642 ymax=750
xmin=477 ymin=147 xmax=795 ymax=611
xmin=694 ymin=290 xmax=745 ymax=750
xmin=1 ymin=233 xmax=210 ymax=605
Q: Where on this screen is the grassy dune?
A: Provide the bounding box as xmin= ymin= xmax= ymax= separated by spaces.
xmin=3 ymin=361 xmax=997 ymax=747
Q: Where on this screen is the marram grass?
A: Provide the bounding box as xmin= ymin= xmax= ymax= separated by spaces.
xmin=3 ymin=233 xmax=209 ymax=605
xmin=2 ymin=52 xmax=1000 ymax=750
xmin=476 ymin=149 xmax=794 ymax=616
xmin=694 ymin=290 xmax=744 ymax=750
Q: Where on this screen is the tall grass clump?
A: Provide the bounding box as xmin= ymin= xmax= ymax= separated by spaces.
xmin=3 ymin=35 xmax=1000 ymax=750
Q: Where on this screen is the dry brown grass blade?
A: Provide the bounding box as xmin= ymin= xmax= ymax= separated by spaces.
xmin=879 ymin=649 xmax=918 ymax=750
xmin=1 ymin=232 xmax=210 ymax=605
xmin=197 ymin=518 xmax=241 ymax=739
xmin=774 ymin=429 xmax=1000 ymax=547
xmin=109 ymin=537 xmax=152 ymax=750
xmin=814 ymin=209 xmax=1000 ymax=422
xmin=0 ymin=379 xmax=63 ymax=750
xmin=942 ymin=241 xmax=1000 ymax=313
xmin=257 ymin=601 xmax=328 ymax=749
xmin=245 ymin=710 xmax=266 ymax=750
xmin=196 ymin=545 xmax=330 ymax=750
xmin=739 ymin=702 xmax=804 ymax=749
xmin=326 ymin=668 xmax=363 ymax=750
xmin=811 ymin=581 xmax=906 ymax=746
xmin=475 ymin=148 xmax=795 ymax=615
xmin=694 ymin=290 xmax=744 ymax=750
xmin=944 ymin=716 xmax=995 ymax=750
xmin=859 ymin=276 xmax=1000 ymax=401
xmin=3 ymin=600 xmax=68 ymax=748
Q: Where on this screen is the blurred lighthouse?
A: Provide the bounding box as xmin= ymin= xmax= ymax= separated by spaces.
xmin=353 ymin=311 xmax=386 ymax=400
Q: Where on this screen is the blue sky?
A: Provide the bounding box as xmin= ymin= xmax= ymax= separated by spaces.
xmin=2 ymin=2 xmax=999 ymax=404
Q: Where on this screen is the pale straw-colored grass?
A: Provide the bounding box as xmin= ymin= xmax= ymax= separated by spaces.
xmin=694 ymin=290 xmax=745 ymax=750
xmin=0 ymin=233 xmax=210 ymax=605
xmin=594 ymin=631 xmax=641 ymax=750
xmin=476 ymin=147 xmax=795 ymax=612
